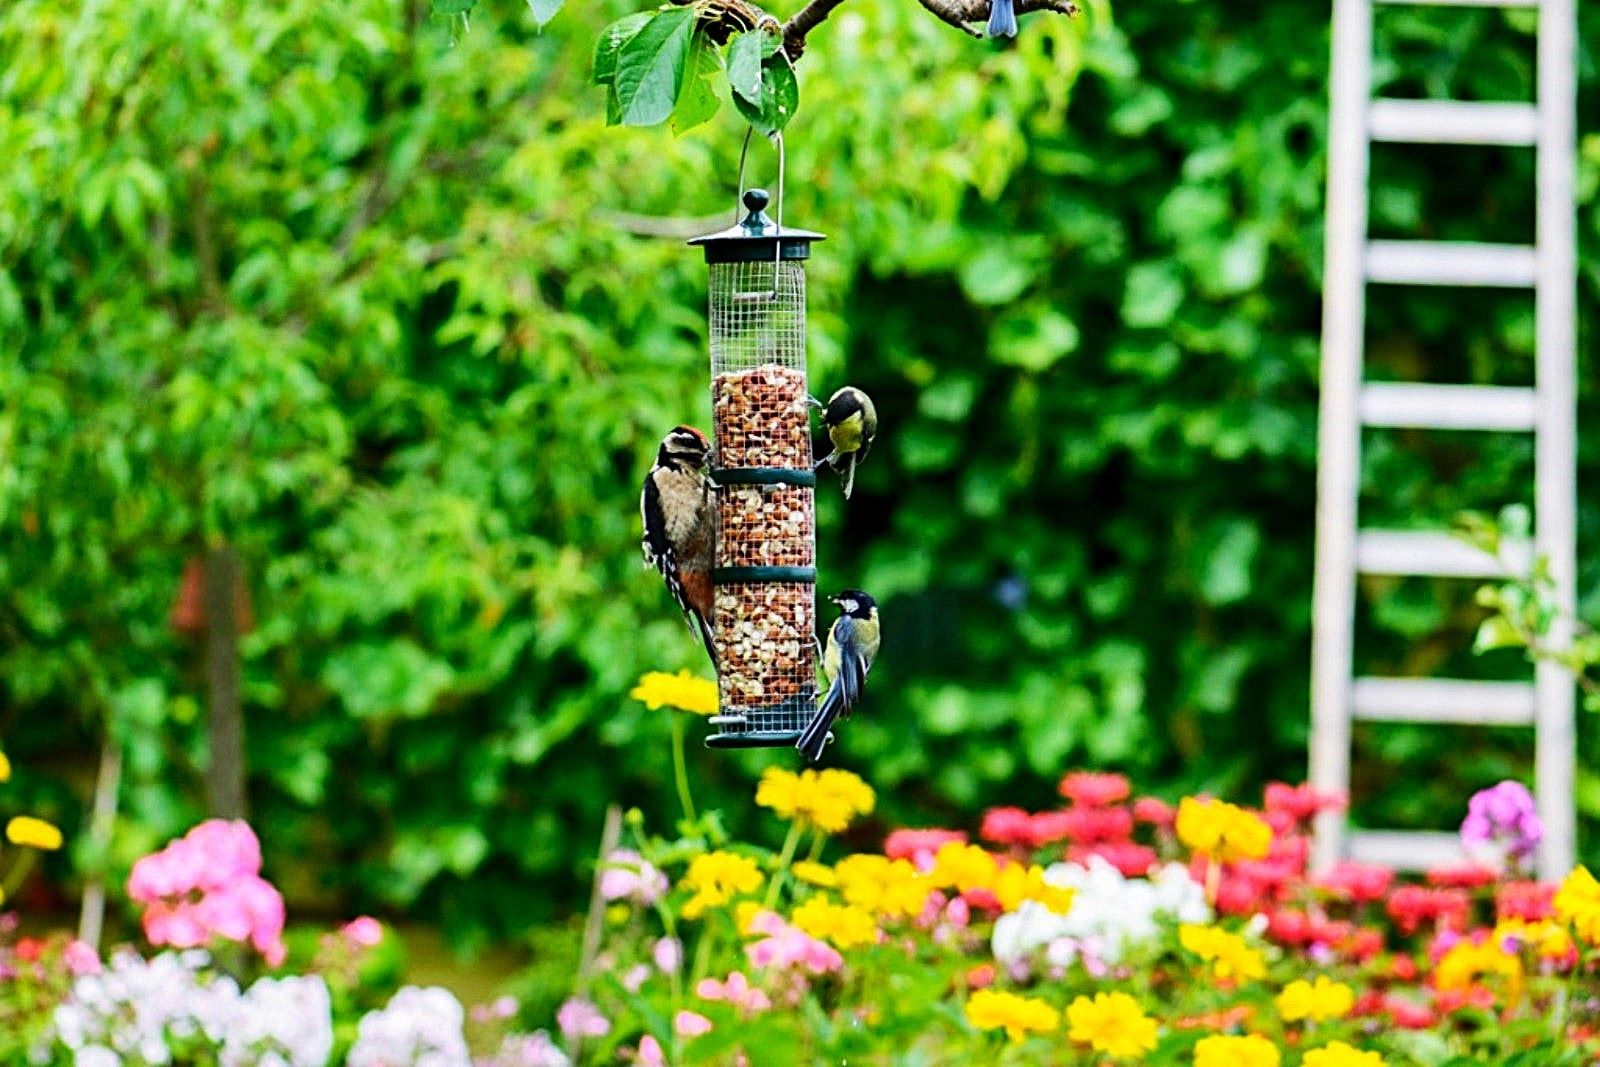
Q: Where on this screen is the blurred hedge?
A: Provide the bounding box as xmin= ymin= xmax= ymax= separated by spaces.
xmin=1 ymin=0 xmax=1597 ymax=944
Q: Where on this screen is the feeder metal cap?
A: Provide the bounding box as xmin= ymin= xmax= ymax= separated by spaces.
xmin=689 ymin=189 xmax=825 ymax=264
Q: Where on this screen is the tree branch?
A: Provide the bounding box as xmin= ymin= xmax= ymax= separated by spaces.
xmin=780 ymin=0 xmax=1077 ymax=56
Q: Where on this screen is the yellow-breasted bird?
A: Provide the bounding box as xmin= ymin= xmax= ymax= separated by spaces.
xmin=640 ymin=425 xmax=717 ymax=667
xmin=796 ymin=590 xmax=880 ymax=762
xmin=812 ymin=386 xmax=877 ymax=500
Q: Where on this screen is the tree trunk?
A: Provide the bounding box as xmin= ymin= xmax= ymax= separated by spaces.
xmin=204 ymin=545 xmax=247 ymax=820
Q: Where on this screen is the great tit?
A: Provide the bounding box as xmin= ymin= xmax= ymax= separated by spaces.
xmin=797 ymin=590 xmax=880 ymax=762
xmin=641 ymin=425 xmax=717 ymax=668
xmin=812 ymin=386 xmax=877 ymax=500
xmin=987 ymin=0 xmax=1017 ymax=37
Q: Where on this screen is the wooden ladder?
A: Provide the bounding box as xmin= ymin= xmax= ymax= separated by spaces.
xmin=1310 ymin=0 xmax=1577 ymax=879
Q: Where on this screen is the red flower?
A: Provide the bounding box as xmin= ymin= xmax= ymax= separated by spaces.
xmin=1061 ymin=806 xmax=1134 ymax=844
xmin=1069 ymin=841 xmax=1157 ymax=878
xmin=1058 ymin=771 xmax=1130 ymax=808
xmin=1263 ymin=782 xmax=1345 ymax=822
xmin=1132 ymin=797 xmax=1175 ymax=829
xmin=1265 ymin=909 xmax=1313 ymax=945
xmin=1425 ymin=864 xmax=1498 ymax=890
xmin=1387 ymin=886 xmax=1471 ymax=936
xmin=1343 ymin=926 xmax=1385 ymax=963
xmin=884 ymin=829 xmax=967 ymax=868
xmin=1385 ymin=996 xmax=1436 ymax=1029
xmin=1389 ymin=954 xmax=1419 ymax=981
xmin=1316 ymin=862 xmax=1395 ymax=903
xmin=978 ymin=807 xmax=1035 ymax=848
xmin=1026 ymin=811 xmax=1076 ymax=846
xmin=965 ymin=963 xmax=996 ymax=990
xmin=1433 ymin=986 xmax=1495 ymax=1014
xmin=1496 ymin=880 xmax=1556 ymax=922
xmin=14 ymin=938 xmax=41 ymax=963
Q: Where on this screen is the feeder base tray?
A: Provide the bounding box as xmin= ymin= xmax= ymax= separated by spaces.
xmin=704 ymin=729 xmax=809 ymax=749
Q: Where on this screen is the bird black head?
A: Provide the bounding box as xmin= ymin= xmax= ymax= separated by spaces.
xmin=658 ymin=425 xmax=711 ymax=469
xmin=831 ymin=589 xmax=876 ymax=618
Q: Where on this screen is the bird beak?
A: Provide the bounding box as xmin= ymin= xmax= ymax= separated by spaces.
xmin=805 ymin=395 xmax=825 ymax=411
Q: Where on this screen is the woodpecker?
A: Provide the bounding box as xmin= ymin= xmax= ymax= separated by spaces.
xmin=796 ymin=590 xmax=880 ymax=762
xmin=641 ymin=425 xmax=717 ymax=667
xmin=812 ymin=386 xmax=877 ymax=500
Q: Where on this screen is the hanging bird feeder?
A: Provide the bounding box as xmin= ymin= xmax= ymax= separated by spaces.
xmin=689 ymin=154 xmax=825 ymax=748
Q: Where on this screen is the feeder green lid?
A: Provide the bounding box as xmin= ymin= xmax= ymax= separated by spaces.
xmin=689 ymin=189 xmax=825 ymax=264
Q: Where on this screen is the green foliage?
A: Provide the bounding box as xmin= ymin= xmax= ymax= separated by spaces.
xmin=2 ymin=0 xmax=1599 ymax=945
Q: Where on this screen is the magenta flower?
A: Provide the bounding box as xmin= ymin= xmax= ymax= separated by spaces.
xmin=652 ymin=936 xmax=682 ymax=974
xmin=341 ymin=916 xmax=384 ymax=947
xmin=128 ymin=820 xmax=287 ymax=965
xmin=556 ymin=997 xmax=610 ymax=1040
xmin=696 ymin=970 xmax=772 ymax=1015
xmin=744 ymin=910 xmax=844 ymax=974
xmin=598 ymin=850 xmax=669 ymax=906
xmin=673 ymin=1010 xmax=713 ymax=1037
xmin=1460 ymin=780 xmax=1543 ymax=868
xmin=63 ymin=940 xmax=101 ymax=977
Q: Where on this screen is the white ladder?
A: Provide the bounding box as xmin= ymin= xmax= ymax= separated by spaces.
xmin=1310 ymin=0 xmax=1577 ymax=880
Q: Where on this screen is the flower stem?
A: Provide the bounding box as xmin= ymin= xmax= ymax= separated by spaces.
xmin=764 ymin=820 xmax=806 ymax=911
xmin=669 ymin=714 xmax=697 ymax=825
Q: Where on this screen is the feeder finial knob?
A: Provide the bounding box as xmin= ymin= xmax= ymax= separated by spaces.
xmin=743 ymin=188 xmax=770 ymax=215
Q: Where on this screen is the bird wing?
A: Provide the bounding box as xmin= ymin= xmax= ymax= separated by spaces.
xmin=834 ymin=616 xmax=865 ymax=709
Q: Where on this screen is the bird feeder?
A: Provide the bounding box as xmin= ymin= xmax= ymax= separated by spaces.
xmin=690 ymin=185 xmax=825 ymax=748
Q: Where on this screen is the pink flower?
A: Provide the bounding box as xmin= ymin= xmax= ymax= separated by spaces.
xmin=884 ymin=829 xmax=967 ymax=869
xmin=674 ymin=1010 xmax=713 ymax=1037
xmin=63 ymin=940 xmax=101 ymax=977
xmin=653 ymin=937 xmax=682 ymax=974
xmin=143 ymin=902 xmax=209 ymax=948
xmin=1058 ymin=771 xmax=1131 ymax=807
xmin=600 ymin=849 xmax=669 ymax=905
xmin=1264 ymin=782 xmax=1345 ymax=823
xmin=622 ymin=963 xmax=652 ymax=992
xmin=126 ymin=820 xmax=286 ymax=965
xmin=636 ymin=1035 xmax=666 ymax=1067
xmin=341 ymin=916 xmax=384 ymax=947
xmin=1132 ymin=797 xmax=1176 ymax=829
xmin=1316 ymin=862 xmax=1395 ymax=903
xmin=183 ymin=819 xmax=263 ymax=890
xmin=744 ymin=911 xmax=843 ymax=974
xmin=556 ymin=997 xmax=611 ymax=1040
xmin=697 ymin=970 xmax=771 ymax=1015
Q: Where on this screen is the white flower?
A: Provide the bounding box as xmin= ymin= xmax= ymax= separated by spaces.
xmin=348 ymin=986 xmax=471 ymax=1067
xmin=992 ymin=857 xmax=1210 ymax=964
xmin=222 ymin=975 xmax=335 ymax=1067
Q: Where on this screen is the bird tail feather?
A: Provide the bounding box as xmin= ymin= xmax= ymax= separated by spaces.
xmin=796 ymin=680 xmax=845 ymax=762
xmin=987 ymin=0 xmax=1017 ymax=37
xmin=842 ymin=454 xmax=857 ymax=500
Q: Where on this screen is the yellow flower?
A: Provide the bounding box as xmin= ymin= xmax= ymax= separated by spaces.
xmin=790 ymin=896 xmax=878 ymax=949
xmin=0 ymin=750 xmax=10 ymax=782
xmin=1554 ymin=865 xmax=1600 ymax=946
xmin=5 ymin=816 xmax=62 ymax=851
xmin=734 ymin=900 xmax=763 ymax=935
xmin=681 ymin=851 xmax=763 ymax=918
xmin=965 ymin=989 xmax=1060 ymax=1043
xmin=993 ymin=863 xmax=1075 ymax=916
xmin=834 ymin=854 xmax=931 ymax=920
xmin=1495 ymin=918 xmax=1575 ymax=961
xmin=792 ymin=860 xmax=838 ymax=887
xmin=1176 ymin=797 xmax=1273 ymax=863
xmin=630 ymin=670 xmax=718 ymax=715
xmin=1302 ymin=1042 xmax=1387 ymax=1067
xmin=1276 ymin=976 xmax=1355 ymax=1022
xmin=1193 ymin=1034 xmax=1280 ymax=1067
xmin=1179 ymin=924 xmax=1267 ymax=983
xmin=929 ymin=842 xmax=1000 ymax=894
xmin=755 ymin=767 xmax=875 ymax=834
xmin=1066 ymin=992 xmax=1158 ymax=1058
xmin=1434 ymin=936 xmax=1523 ymax=994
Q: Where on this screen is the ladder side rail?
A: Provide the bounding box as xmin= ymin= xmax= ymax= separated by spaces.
xmin=1310 ymin=0 xmax=1375 ymax=874
xmin=1534 ymin=0 xmax=1578 ymax=882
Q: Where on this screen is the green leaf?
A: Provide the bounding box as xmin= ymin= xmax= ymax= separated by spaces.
xmin=727 ymin=30 xmax=778 ymax=104
xmin=1473 ymin=615 xmax=1524 ymax=654
xmin=959 ymin=245 xmax=1035 ymax=306
xmin=731 ymin=54 xmax=799 ymax=135
xmin=1123 ymin=261 xmax=1184 ymax=327
xmin=671 ymin=33 xmax=723 ymax=136
xmin=431 ymin=0 xmax=476 ymax=13
xmin=526 ymin=0 xmax=563 ymax=29
xmin=613 ymin=7 xmax=696 ymax=128
xmin=593 ymin=12 xmax=654 ymax=86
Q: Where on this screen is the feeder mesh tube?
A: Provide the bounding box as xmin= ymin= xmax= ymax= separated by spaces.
xmin=708 ymin=259 xmax=817 ymax=737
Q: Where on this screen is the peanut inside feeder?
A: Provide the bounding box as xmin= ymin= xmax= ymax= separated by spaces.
xmin=689 ymin=189 xmax=826 ymax=748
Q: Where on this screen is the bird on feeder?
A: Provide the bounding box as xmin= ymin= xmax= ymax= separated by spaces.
xmin=796 ymin=590 xmax=881 ymax=762
xmin=641 ymin=425 xmax=718 ymax=668
xmin=812 ymin=386 xmax=877 ymax=500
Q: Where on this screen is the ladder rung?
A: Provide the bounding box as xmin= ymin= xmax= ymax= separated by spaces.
xmin=1366 ymin=241 xmax=1537 ymax=287
xmin=1360 ymin=383 xmax=1537 ymax=431
xmin=1352 ymin=678 xmax=1536 ymax=725
xmin=1369 ymin=100 xmax=1538 ymax=147
xmin=1356 ymin=530 xmax=1531 ymax=578
xmin=1347 ymin=830 xmax=1465 ymax=872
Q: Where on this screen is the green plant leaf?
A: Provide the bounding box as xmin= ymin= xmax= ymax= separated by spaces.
xmin=731 ymin=54 xmax=799 ymax=135
xmin=526 ymin=0 xmax=563 ymax=29
xmin=593 ymin=12 xmax=655 ymax=87
xmin=671 ymin=32 xmax=723 ymax=136
xmin=727 ymin=29 xmax=778 ymax=104
xmin=613 ymin=7 xmax=696 ymax=128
